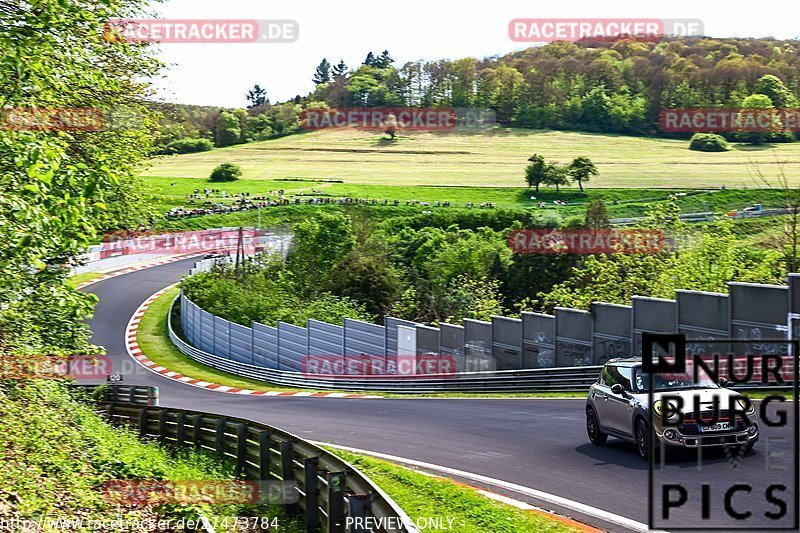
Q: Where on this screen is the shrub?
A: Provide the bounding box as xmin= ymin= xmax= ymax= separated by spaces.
xmin=209 ymin=162 xmax=242 ymax=182
xmin=164 ymin=137 xmax=213 ymax=154
xmin=689 ymin=133 xmax=730 ymax=152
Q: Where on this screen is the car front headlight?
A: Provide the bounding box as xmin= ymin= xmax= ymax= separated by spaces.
xmin=736 ymin=396 xmax=756 ymax=415
xmin=653 ymin=400 xmax=678 ymax=418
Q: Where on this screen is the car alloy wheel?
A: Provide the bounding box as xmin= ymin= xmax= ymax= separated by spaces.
xmin=587 ymin=408 xmax=607 ymax=445
xmin=635 ymin=418 xmax=649 ymax=460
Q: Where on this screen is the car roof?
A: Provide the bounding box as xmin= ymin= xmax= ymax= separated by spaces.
xmin=605 ymin=357 xmax=642 ymax=367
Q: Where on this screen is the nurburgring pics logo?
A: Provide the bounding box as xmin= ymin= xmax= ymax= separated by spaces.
xmin=508 ymin=229 xmax=665 ymax=254
xmin=659 ymin=108 xmax=800 ymax=133
xmin=299 ymin=107 xmax=495 ymax=131
xmin=644 ymin=334 xmax=799 ymax=531
xmin=104 ymin=19 xmax=299 ymax=43
xmin=301 ymin=354 xmax=457 ymax=378
xmin=508 ymin=18 xmax=704 ymax=43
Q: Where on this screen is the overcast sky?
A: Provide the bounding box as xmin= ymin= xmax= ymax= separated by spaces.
xmin=148 ymin=0 xmax=800 ymax=108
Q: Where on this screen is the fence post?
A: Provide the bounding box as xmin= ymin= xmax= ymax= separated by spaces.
xmin=259 ymin=431 xmax=272 ymax=480
xmin=280 ymin=441 xmax=298 ymax=516
xmin=215 ymin=418 xmax=227 ymax=458
xmin=138 ymin=408 xmax=148 ymax=437
xmin=348 ymin=494 xmax=370 ymax=533
xmin=176 ymin=412 xmax=186 ymax=447
xmin=236 ymin=423 xmax=248 ymax=476
xmin=105 ymin=402 xmax=115 ymax=421
xmin=327 ymin=471 xmax=346 ymax=533
xmin=158 ymin=410 xmax=168 ymax=445
xmin=192 ymin=414 xmax=202 ymax=449
xmin=303 ymin=457 xmax=319 ymax=533
xmin=128 ymin=387 xmax=136 ymax=404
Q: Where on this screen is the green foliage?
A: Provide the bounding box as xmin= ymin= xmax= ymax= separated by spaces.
xmin=0 ymin=0 xmax=159 ymax=353
xmin=689 ymin=133 xmax=731 ymax=152
xmin=286 ymin=212 xmax=356 ymax=295
xmin=209 ymin=162 xmax=242 ymax=182
xmin=180 ymin=257 xmax=373 ymax=327
xmin=164 ymin=137 xmax=214 ymax=154
xmin=214 ymin=111 xmax=242 ymax=147
xmin=0 ymin=380 xmax=301 ymax=527
xmin=585 ymin=198 xmax=610 ymax=228
xmin=538 ymin=207 xmax=786 ymax=312
xmin=524 ymin=153 xmax=548 ymax=192
xmin=567 ymin=156 xmax=598 ymax=191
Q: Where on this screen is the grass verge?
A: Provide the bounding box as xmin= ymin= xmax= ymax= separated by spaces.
xmin=136 ymin=288 xmax=587 ymax=399
xmin=67 ymin=271 xmax=102 ymax=288
xmin=326 ymin=448 xmax=589 ymax=532
xmin=0 ymin=380 xmax=302 ymax=532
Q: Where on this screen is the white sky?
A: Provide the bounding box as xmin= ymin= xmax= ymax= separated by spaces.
xmin=149 ymin=0 xmax=800 ymax=108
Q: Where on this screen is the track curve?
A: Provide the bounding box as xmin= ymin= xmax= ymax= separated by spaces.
xmin=82 ymin=258 xmax=791 ymax=532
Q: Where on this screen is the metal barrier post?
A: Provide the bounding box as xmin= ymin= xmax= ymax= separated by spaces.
xmin=348 ymin=494 xmax=370 ymax=533
xmin=303 ymin=457 xmax=319 ymax=533
xmin=280 ymin=441 xmax=298 ymax=516
xmin=236 ymin=423 xmax=248 ymax=476
xmin=192 ymin=414 xmax=202 ymax=449
xmin=215 ymin=418 xmax=227 ymax=457
xmin=176 ymin=412 xmax=186 ymax=447
xmin=138 ymin=408 xmax=148 ymax=437
xmin=327 ymin=471 xmax=346 ymax=533
xmin=158 ymin=410 xmax=168 ymax=444
xmin=259 ymin=431 xmax=272 ymax=480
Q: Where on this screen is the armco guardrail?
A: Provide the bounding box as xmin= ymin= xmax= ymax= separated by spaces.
xmin=72 ymin=384 xmax=160 ymax=406
xmin=169 ymin=296 xmax=601 ymax=392
xmin=97 ymin=400 xmax=418 ymax=533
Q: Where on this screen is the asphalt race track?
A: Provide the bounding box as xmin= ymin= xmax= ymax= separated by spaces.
xmin=83 ymin=258 xmax=798 ymax=532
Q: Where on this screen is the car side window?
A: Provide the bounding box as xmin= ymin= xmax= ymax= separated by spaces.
xmin=602 ymin=365 xmax=633 ymax=391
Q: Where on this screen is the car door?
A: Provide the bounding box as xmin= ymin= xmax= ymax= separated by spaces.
xmin=603 ymin=365 xmax=636 ymax=436
xmin=592 ymin=364 xmax=618 ymax=432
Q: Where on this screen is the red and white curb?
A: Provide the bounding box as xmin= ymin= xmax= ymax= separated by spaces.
xmin=75 ymin=254 xmax=202 ymax=290
xmin=125 ymin=286 xmax=383 ymax=399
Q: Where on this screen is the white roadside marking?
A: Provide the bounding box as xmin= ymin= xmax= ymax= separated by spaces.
xmin=313 ymin=442 xmax=654 ymax=533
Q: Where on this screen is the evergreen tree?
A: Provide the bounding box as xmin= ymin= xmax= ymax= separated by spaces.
xmin=313 ymin=58 xmax=332 ymax=85
xmin=245 ymin=84 xmax=268 ymax=108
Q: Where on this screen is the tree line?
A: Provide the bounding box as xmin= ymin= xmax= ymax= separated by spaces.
xmin=307 ymin=38 xmax=800 ymax=138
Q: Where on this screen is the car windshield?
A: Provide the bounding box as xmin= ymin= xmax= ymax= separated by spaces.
xmin=634 ymin=368 xmax=719 ymax=392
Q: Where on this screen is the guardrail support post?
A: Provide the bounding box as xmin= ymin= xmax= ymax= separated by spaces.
xmin=158 ymin=410 xmax=168 ymax=445
xmin=105 ymin=403 xmax=115 ymax=421
xmin=280 ymin=441 xmax=298 ymax=516
xmin=128 ymin=387 xmax=136 ymax=404
xmin=192 ymin=414 xmax=202 ymax=449
xmin=215 ymin=418 xmax=227 ymax=457
xmin=176 ymin=412 xmax=186 ymax=447
xmin=348 ymin=494 xmax=370 ymax=533
xmin=303 ymin=457 xmax=319 ymax=533
xmin=326 ymin=471 xmax=346 ymax=533
xmin=236 ymin=423 xmax=248 ymax=476
xmin=259 ymin=431 xmax=272 ymax=480
xmin=138 ymin=408 xmax=148 ymax=437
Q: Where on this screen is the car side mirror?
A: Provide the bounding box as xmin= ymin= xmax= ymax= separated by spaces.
xmin=719 ymin=377 xmax=729 ymax=387
xmin=610 ymin=384 xmax=626 ymax=396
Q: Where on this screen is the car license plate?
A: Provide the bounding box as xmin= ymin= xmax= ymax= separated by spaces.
xmin=699 ymin=422 xmax=732 ymax=432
